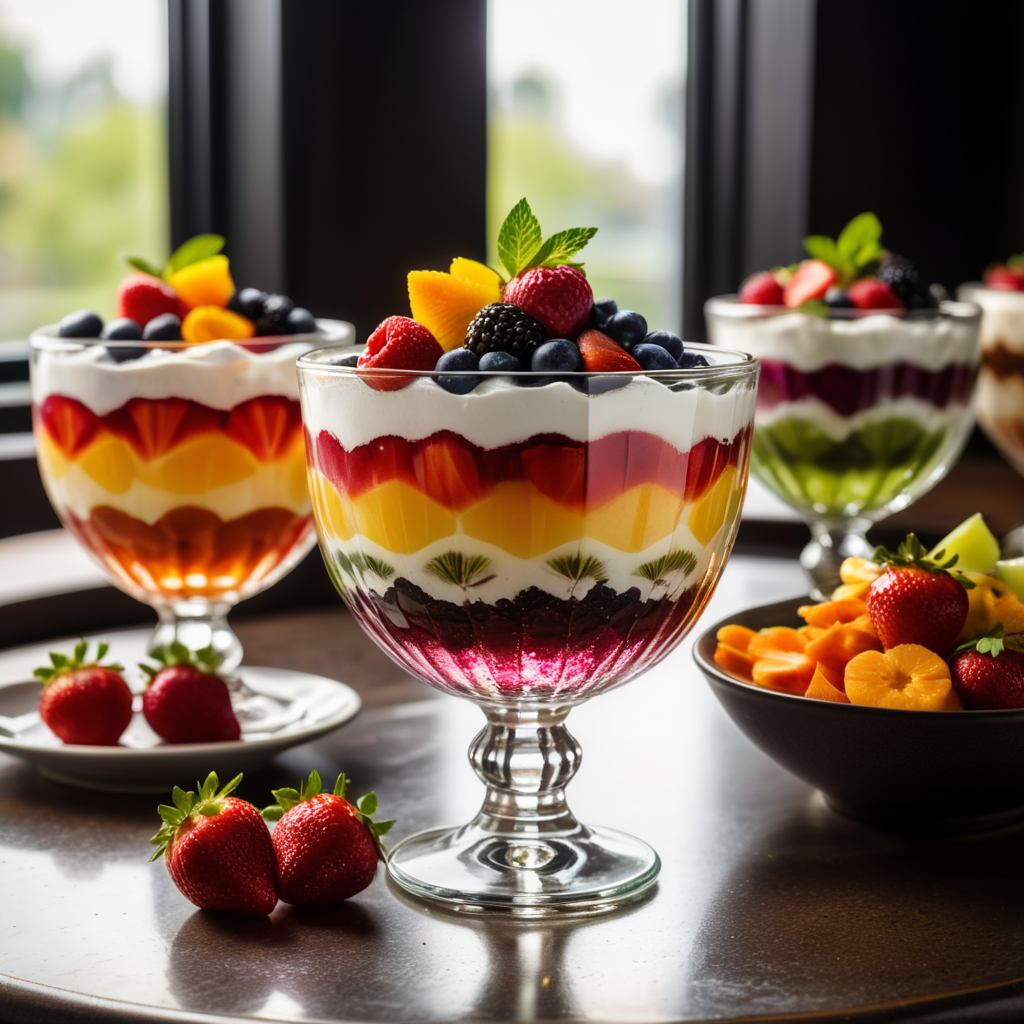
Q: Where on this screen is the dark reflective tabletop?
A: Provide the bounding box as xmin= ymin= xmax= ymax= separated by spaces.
xmin=3 ymin=556 xmax=1024 ymax=1023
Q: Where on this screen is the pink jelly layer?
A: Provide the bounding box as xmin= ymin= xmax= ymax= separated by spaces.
xmin=344 ymin=577 xmax=704 ymax=703
xmin=757 ymin=360 xmax=977 ymax=417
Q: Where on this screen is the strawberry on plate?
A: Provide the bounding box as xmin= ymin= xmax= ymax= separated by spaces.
xmin=140 ymin=643 xmax=241 ymax=744
xmin=34 ymin=640 xmax=133 ymax=746
xmin=150 ymin=772 xmax=278 ymax=916
xmin=951 ymin=634 xmax=1024 ymax=710
xmin=262 ymin=770 xmax=393 ymax=907
xmin=867 ymin=534 xmax=972 ymax=654
xmin=358 ymin=316 xmax=443 ymax=391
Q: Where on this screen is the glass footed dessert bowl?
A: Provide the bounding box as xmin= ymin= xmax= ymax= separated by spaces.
xmin=30 ymin=323 xmax=352 ymax=731
xmin=297 ymin=344 xmax=758 ymax=912
xmin=705 ymin=298 xmax=981 ymax=597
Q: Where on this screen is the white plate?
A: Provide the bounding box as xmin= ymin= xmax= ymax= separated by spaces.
xmin=0 ymin=666 xmax=361 ymax=793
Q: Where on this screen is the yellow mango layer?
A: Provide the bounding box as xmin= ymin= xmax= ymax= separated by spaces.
xmin=688 ymin=465 xmax=741 ymax=545
xmin=461 ymin=481 xmax=584 ymax=559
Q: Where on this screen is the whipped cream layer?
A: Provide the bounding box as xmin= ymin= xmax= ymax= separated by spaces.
xmin=299 ymin=372 xmax=756 ymax=453
xmin=705 ymin=300 xmax=980 ymax=373
xmin=31 ymin=337 xmax=312 ymax=414
xmin=958 ymin=285 xmax=1024 ymax=352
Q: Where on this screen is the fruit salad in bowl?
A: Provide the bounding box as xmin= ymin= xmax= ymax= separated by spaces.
xmin=705 ymin=214 xmax=982 ymax=599
xmin=297 ymin=199 xmax=759 ymax=911
xmin=695 ymin=513 xmax=1024 ymax=831
xmin=958 ymin=260 xmax=1024 ymax=477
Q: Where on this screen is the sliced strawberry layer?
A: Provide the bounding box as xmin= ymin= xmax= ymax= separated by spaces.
xmin=226 ymin=396 xmax=303 ymax=461
xmin=104 ymin=398 xmax=225 ymax=460
xmin=37 ymin=396 xmax=100 ymax=457
xmin=316 ymin=426 xmax=752 ymax=514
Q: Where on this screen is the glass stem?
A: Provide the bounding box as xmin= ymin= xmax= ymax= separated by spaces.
xmin=800 ymin=518 xmax=874 ymax=601
xmin=469 ymin=705 xmax=582 ymax=838
xmin=150 ymin=599 xmax=243 ymax=675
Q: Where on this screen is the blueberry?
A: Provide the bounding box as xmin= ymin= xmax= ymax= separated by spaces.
xmin=254 ymin=294 xmax=295 ymax=335
xmin=228 ymin=288 xmax=269 ymax=320
xmin=632 ymin=343 xmax=679 ymax=371
xmin=590 ymin=297 xmax=618 ymax=330
xmin=108 ymin=346 xmax=148 ymax=363
xmin=603 ymin=310 xmax=647 ymax=350
xmin=642 ymin=330 xmax=683 ymax=360
xmin=435 ymin=348 xmax=480 ymax=394
xmin=531 ymin=339 xmax=581 ymax=373
xmin=58 ymin=309 xmax=104 ymax=338
xmin=824 ymin=287 xmax=853 ymax=309
xmin=284 ymin=307 xmax=318 ymax=335
xmin=332 ymin=352 xmax=361 ymax=367
xmin=479 ymin=350 xmax=522 ymax=372
xmin=143 ymin=313 xmax=182 ymax=341
xmin=678 ymin=350 xmax=710 ymax=368
xmin=100 ymin=318 xmax=143 ymax=340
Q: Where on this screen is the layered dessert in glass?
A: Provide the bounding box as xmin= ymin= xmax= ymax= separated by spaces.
xmin=706 ymin=213 xmax=982 ymax=597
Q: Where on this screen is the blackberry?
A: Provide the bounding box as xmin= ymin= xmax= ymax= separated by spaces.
xmin=877 ymin=255 xmax=937 ymax=310
xmin=464 ymin=303 xmax=547 ymax=361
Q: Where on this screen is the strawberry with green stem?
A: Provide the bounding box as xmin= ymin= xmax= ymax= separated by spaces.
xmin=140 ymin=642 xmax=240 ymax=744
xmin=150 ymin=772 xmax=278 ymax=916
xmin=262 ymin=770 xmax=393 ymax=907
xmin=34 ymin=640 xmax=133 ymax=746
xmin=951 ymin=632 xmax=1024 ymax=710
xmin=868 ymin=534 xmax=973 ymax=654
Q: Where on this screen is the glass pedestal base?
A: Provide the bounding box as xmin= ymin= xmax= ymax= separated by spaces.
xmin=387 ymin=822 xmax=660 ymax=915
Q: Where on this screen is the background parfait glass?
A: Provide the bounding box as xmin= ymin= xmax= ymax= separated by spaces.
xmin=705 ymin=298 xmax=982 ymax=599
xmin=297 ymin=344 xmax=758 ymax=912
xmin=30 ymin=325 xmax=351 ymax=727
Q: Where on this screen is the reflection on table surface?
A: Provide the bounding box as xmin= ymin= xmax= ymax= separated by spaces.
xmin=3 ymin=554 xmax=1024 ymax=1023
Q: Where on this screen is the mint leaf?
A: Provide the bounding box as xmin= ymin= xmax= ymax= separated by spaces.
xmin=125 ymin=256 xmax=164 ymax=278
xmin=803 ymin=235 xmax=840 ymax=268
xmin=497 ymin=199 xmax=543 ymax=279
xmin=837 ymin=213 xmax=882 ymax=268
xmin=165 ymin=233 xmax=224 ymax=276
xmin=530 ymin=226 xmax=597 ymax=271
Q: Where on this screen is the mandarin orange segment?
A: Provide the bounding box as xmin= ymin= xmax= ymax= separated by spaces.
xmin=748 ymin=626 xmax=807 ymax=659
xmin=182 ymin=306 xmax=256 ymax=343
xmin=798 ymin=598 xmax=867 ymax=628
xmin=717 ymin=623 xmax=757 ymax=654
xmin=840 ymin=556 xmax=883 ymax=585
xmin=804 ymin=664 xmax=850 ymax=703
xmin=751 ymin=650 xmax=816 ymax=694
xmin=408 ymin=266 xmax=501 ymax=352
xmin=804 ymin=621 xmax=883 ymax=676
xmin=831 ymin=581 xmax=871 ymax=602
xmin=167 ymin=255 xmax=235 ymax=309
xmin=844 ymin=644 xmax=953 ymax=711
xmin=714 ymin=643 xmax=754 ymax=682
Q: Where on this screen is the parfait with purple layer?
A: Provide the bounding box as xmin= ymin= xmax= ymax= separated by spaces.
xmin=706 ymin=213 xmax=981 ymax=596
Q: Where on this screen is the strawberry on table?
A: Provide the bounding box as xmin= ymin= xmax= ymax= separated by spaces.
xmin=141 ymin=643 xmax=241 ymax=744
xmin=867 ymin=534 xmax=972 ymax=654
xmin=150 ymin=772 xmax=278 ymax=916
xmin=34 ymin=640 xmax=133 ymax=746
xmin=951 ymin=635 xmax=1024 ymax=710
xmin=262 ymin=770 xmax=393 ymax=907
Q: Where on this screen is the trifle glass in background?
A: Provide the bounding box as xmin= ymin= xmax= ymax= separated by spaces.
xmin=297 ymin=346 xmax=758 ymax=911
xmin=30 ymin=322 xmax=353 ymax=724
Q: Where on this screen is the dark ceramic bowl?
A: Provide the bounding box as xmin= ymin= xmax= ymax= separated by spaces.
xmin=694 ymin=597 xmax=1024 ymax=833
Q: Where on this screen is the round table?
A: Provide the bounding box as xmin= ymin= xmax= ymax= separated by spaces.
xmin=2 ymin=555 xmax=1024 ymax=1023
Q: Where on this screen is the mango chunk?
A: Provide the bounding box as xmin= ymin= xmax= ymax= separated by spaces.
xmin=804 ymin=664 xmax=850 ymax=703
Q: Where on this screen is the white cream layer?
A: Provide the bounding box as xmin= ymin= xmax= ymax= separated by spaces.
xmin=757 ymin=394 xmax=974 ymax=442
xmin=31 ymin=339 xmax=311 ymax=415
xmin=958 ymin=284 xmax=1024 ymax=352
xmin=317 ymin=519 xmax=725 ymax=606
xmin=706 ymin=300 xmax=980 ymax=373
xmin=299 ymin=373 xmax=757 ymax=454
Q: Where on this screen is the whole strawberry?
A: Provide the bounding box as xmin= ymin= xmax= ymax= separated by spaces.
xmin=117 ymin=273 xmax=186 ymax=326
xmin=262 ymin=770 xmax=393 ymax=908
xmin=951 ymin=636 xmax=1024 ymax=710
xmin=504 ymin=264 xmax=593 ymax=340
xmin=358 ymin=315 xmax=443 ymax=390
xmin=867 ymin=534 xmax=971 ymax=654
xmin=141 ymin=643 xmax=241 ymax=744
xmin=34 ymin=640 xmax=133 ymax=745
xmin=150 ymin=772 xmax=278 ymax=916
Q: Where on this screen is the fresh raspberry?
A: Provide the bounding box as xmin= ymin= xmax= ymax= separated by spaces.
xmin=503 ymin=265 xmax=593 ymax=339
xmin=116 ymin=273 xmax=186 ymax=326
xmin=739 ymin=271 xmax=785 ymax=305
xmin=848 ymin=278 xmax=905 ymax=311
xmin=984 ymin=265 xmax=1024 ymax=291
xmin=358 ymin=316 xmax=444 ymax=391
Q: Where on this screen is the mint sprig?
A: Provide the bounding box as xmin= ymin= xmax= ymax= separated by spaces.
xmin=125 ymin=233 xmax=225 ymax=281
xmin=496 ymin=198 xmax=597 ymax=280
xmin=803 ymin=212 xmax=882 ymax=288
xmin=261 ymin=770 xmax=394 ymax=860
